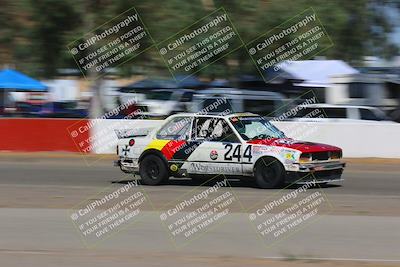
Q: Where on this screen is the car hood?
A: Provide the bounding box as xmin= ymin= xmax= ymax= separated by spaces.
xmin=247 ymin=138 xmax=341 ymax=153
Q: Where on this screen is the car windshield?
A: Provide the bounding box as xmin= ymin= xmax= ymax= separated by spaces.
xmin=230 ymin=116 xmax=285 ymax=140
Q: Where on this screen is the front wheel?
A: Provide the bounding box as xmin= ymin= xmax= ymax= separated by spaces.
xmin=139 ymin=155 xmax=168 ymax=185
xmin=254 ymin=158 xmax=285 ymax=189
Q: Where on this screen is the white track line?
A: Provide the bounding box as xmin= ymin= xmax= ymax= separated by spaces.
xmin=262 ymin=256 xmax=400 ymax=262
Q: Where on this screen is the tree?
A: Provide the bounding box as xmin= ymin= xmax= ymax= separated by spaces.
xmin=29 ymin=0 xmax=80 ymax=77
xmin=1 ymin=0 xmax=399 ymax=78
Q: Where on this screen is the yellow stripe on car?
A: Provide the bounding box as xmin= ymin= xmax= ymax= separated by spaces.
xmin=145 ymin=139 xmax=169 ymax=151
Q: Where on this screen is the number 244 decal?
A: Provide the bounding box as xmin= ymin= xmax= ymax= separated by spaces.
xmin=224 ymin=144 xmax=252 ymax=162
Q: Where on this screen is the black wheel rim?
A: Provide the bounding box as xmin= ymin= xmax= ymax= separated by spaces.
xmin=260 ymin=163 xmax=277 ymax=184
xmin=146 ymin=160 xmax=160 ymax=180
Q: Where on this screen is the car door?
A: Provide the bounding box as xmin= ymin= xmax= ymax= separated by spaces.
xmin=185 ymin=117 xmax=244 ymax=176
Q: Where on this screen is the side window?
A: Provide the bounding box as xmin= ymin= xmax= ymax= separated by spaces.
xmin=322 ymin=108 xmax=347 ymax=118
xmin=156 ymin=117 xmax=192 ymax=140
xmin=349 ymin=83 xmax=366 ymax=98
xmin=360 ymin=109 xmax=380 ymax=121
xmin=194 ymin=117 xmax=239 ymax=143
xmin=195 ymin=117 xmax=213 ymax=139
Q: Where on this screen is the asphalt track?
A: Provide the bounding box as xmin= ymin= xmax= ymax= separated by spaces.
xmin=0 ymin=154 xmax=399 ymax=267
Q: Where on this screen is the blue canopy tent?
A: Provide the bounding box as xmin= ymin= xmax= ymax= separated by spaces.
xmin=0 ymin=69 xmax=47 ymax=91
xmin=0 ymin=69 xmax=47 ymax=112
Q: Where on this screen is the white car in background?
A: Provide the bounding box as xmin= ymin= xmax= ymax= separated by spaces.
xmin=289 ymin=104 xmax=395 ymax=123
xmin=190 ymin=88 xmax=287 ymax=118
xmin=118 ymin=88 xmax=194 ymax=118
xmin=140 ymin=89 xmax=194 ymax=117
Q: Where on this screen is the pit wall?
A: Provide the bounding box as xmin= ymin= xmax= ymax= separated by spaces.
xmin=0 ymin=118 xmax=90 ymax=152
xmin=1 ymin=118 xmax=399 ymax=158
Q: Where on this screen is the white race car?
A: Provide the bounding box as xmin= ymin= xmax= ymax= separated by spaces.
xmin=115 ymin=113 xmax=345 ymax=188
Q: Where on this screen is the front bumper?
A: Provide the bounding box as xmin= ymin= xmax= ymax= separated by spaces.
xmin=296 ymin=161 xmax=345 ymax=172
xmin=286 ymin=161 xmax=345 ymax=184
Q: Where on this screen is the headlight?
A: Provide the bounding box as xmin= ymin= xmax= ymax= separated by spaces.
xmin=299 ymin=153 xmax=312 ymax=163
xmin=330 ymin=151 xmax=342 ymax=160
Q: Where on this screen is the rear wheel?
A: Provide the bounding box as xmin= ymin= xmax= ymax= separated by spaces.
xmin=139 ymin=155 xmax=168 ymax=185
xmin=254 ymin=158 xmax=285 ymax=189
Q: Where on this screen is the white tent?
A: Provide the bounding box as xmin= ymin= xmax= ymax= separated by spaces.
xmin=281 ymin=60 xmax=359 ymax=87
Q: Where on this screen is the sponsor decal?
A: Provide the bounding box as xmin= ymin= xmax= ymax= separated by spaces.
xmin=122 ymin=145 xmax=130 ymax=156
xmin=283 ymin=150 xmax=298 ymax=164
xmin=284 ymin=152 xmax=296 ymax=161
xmin=252 ymin=145 xmax=270 ymax=155
xmin=210 ymin=149 xmax=218 ymax=160
xmin=189 ymin=162 xmax=241 ymax=174
xmin=170 ymin=164 xmax=179 ymax=172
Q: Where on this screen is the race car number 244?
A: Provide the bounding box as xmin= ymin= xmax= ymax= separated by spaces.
xmin=224 ymin=144 xmax=252 ymax=162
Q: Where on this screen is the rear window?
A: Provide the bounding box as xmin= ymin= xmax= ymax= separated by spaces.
xmin=157 ymin=117 xmax=192 ymax=140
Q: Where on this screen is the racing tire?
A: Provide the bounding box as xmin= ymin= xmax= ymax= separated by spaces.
xmin=254 ymin=157 xmax=285 ymax=189
xmin=139 ymin=154 xmax=169 ymax=185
